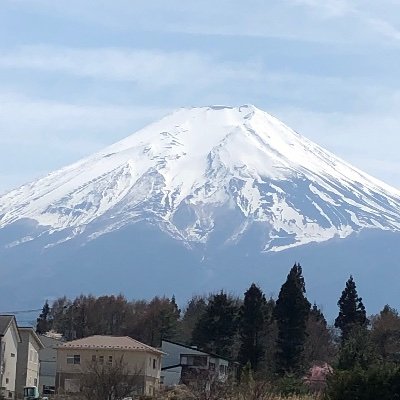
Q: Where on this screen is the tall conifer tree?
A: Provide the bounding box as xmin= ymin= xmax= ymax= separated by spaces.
xmin=335 ymin=275 xmax=368 ymax=341
xmin=192 ymin=291 xmax=239 ymax=358
xmin=238 ymin=283 xmax=269 ymax=371
xmin=304 ymin=303 xmax=334 ymax=366
xmin=36 ymin=300 xmax=51 ymax=334
xmin=274 ymin=263 xmax=311 ymax=375
xmin=179 ymin=296 xmax=207 ymax=344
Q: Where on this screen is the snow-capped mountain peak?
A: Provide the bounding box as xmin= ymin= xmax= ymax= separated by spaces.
xmin=1 ymin=104 xmax=400 ymax=252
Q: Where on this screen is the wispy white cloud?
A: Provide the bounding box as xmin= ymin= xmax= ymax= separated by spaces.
xmin=0 ymin=92 xmax=172 ymax=193
xmin=292 ymin=0 xmax=400 ymax=44
xmin=5 ymin=0 xmax=400 ymax=46
xmin=0 ymin=92 xmax=170 ymax=144
xmin=289 ymin=0 xmax=355 ymax=17
xmin=0 ymin=46 xmax=263 ymax=88
xmin=0 ymin=45 xmax=390 ymax=112
xmin=365 ymin=16 xmax=400 ymax=41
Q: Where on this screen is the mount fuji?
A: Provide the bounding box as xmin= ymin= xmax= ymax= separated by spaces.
xmin=1 ymin=105 xmax=400 ymax=315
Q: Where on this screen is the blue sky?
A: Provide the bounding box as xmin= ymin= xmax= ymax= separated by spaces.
xmin=1 ymin=0 xmax=400 ymax=193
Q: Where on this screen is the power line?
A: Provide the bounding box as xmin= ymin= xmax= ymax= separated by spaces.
xmin=0 ymin=308 xmax=42 ymax=314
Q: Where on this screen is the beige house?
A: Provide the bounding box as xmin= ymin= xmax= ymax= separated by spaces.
xmin=0 ymin=315 xmax=21 ymax=399
xmin=15 ymin=327 xmax=44 ymax=398
xmin=56 ymin=335 xmax=163 ymax=397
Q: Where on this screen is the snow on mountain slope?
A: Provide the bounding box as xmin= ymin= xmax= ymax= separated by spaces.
xmin=1 ymin=104 xmax=400 ymax=252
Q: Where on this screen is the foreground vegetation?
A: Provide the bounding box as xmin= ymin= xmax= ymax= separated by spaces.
xmin=36 ymin=263 xmax=400 ymax=399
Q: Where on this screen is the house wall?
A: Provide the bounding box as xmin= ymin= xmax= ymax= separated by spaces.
xmin=16 ymin=330 xmax=41 ymax=398
xmin=161 ymin=341 xmax=208 ymax=368
xmin=161 ymin=366 xmax=182 ymax=387
xmin=160 ymin=341 xmax=231 ymax=386
xmin=213 ymin=357 xmax=229 ymax=382
xmin=161 ymin=341 xmax=211 ymax=387
xmin=0 ymin=323 xmax=19 ymax=398
xmin=56 ymin=348 xmax=161 ymax=396
xmin=26 ymin=340 xmax=40 ymax=386
xmin=39 ymin=335 xmax=62 ymax=392
xmin=15 ymin=332 xmax=28 ymax=398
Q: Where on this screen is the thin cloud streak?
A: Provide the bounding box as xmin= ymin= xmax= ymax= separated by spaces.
xmin=0 ymin=46 xmax=263 ymax=88
xmin=0 ymin=93 xmax=171 ymax=143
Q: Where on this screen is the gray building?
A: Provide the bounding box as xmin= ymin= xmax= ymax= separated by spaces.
xmin=161 ymin=340 xmax=232 ymax=387
xmin=39 ymin=334 xmax=63 ymax=395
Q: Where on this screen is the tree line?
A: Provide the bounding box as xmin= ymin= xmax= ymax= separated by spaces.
xmin=36 ymin=263 xmax=400 ymax=398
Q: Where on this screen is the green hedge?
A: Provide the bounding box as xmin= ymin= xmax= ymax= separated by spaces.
xmin=325 ymin=366 xmax=400 ymax=400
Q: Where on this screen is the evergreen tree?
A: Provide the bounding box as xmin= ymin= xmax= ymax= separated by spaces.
xmin=274 ymin=263 xmax=311 ymax=375
xmin=36 ymin=300 xmax=51 ymax=334
xmin=145 ymin=296 xmax=181 ymax=346
xmin=238 ymin=283 xmax=269 ymax=371
xmin=370 ymin=305 xmax=400 ymax=363
xmin=159 ymin=295 xmax=181 ymax=342
xmin=335 ymin=275 xmax=368 ymax=341
xmin=179 ymin=295 xmax=207 ymax=344
xmin=192 ymin=291 xmax=239 ymax=358
xmin=337 ymin=325 xmax=379 ymax=370
xmin=304 ymin=303 xmax=335 ymax=366
xmin=310 ymin=303 xmax=326 ymax=325
xmin=49 ymin=296 xmax=72 ymax=336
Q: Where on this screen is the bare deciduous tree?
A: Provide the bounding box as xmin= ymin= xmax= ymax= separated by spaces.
xmin=80 ymin=355 xmax=142 ymax=400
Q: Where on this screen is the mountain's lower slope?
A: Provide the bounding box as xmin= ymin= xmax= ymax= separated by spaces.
xmin=0 ymin=221 xmax=399 ymax=317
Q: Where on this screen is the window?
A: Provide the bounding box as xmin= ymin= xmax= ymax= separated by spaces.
xmin=153 ymin=359 xmax=157 ymax=369
xmin=5 ymin=379 xmax=9 ymax=384
xmin=91 ymin=355 xmax=96 ymax=362
xmin=10 ymin=353 xmax=15 ymax=358
xmin=67 ymin=355 xmax=80 ymax=365
xmin=99 ymin=355 xmax=104 ymax=364
xmin=180 ymin=354 xmax=207 ymax=367
xmin=209 ymin=362 xmax=215 ymax=371
xmin=107 ymin=355 xmax=113 ymax=365
xmin=219 ymin=364 xmax=228 ymax=374
xmin=34 ymin=378 xmax=37 ymax=386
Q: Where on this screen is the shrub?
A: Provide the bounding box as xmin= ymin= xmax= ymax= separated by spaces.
xmin=325 ymin=365 xmax=400 ymax=400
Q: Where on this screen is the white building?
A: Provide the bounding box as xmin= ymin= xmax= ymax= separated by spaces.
xmin=15 ymin=327 xmax=44 ymax=398
xmin=0 ymin=315 xmax=21 ymax=399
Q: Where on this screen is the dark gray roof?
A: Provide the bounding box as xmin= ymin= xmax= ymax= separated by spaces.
xmin=39 ymin=334 xmax=64 ymax=349
xmin=19 ymin=327 xmax=44 ymax=349
xmin=0 ymin=315 xmax=15 ymax=336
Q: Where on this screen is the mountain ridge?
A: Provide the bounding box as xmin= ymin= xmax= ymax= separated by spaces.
xmin=1 ymin=104 xmax=400 ymax=253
